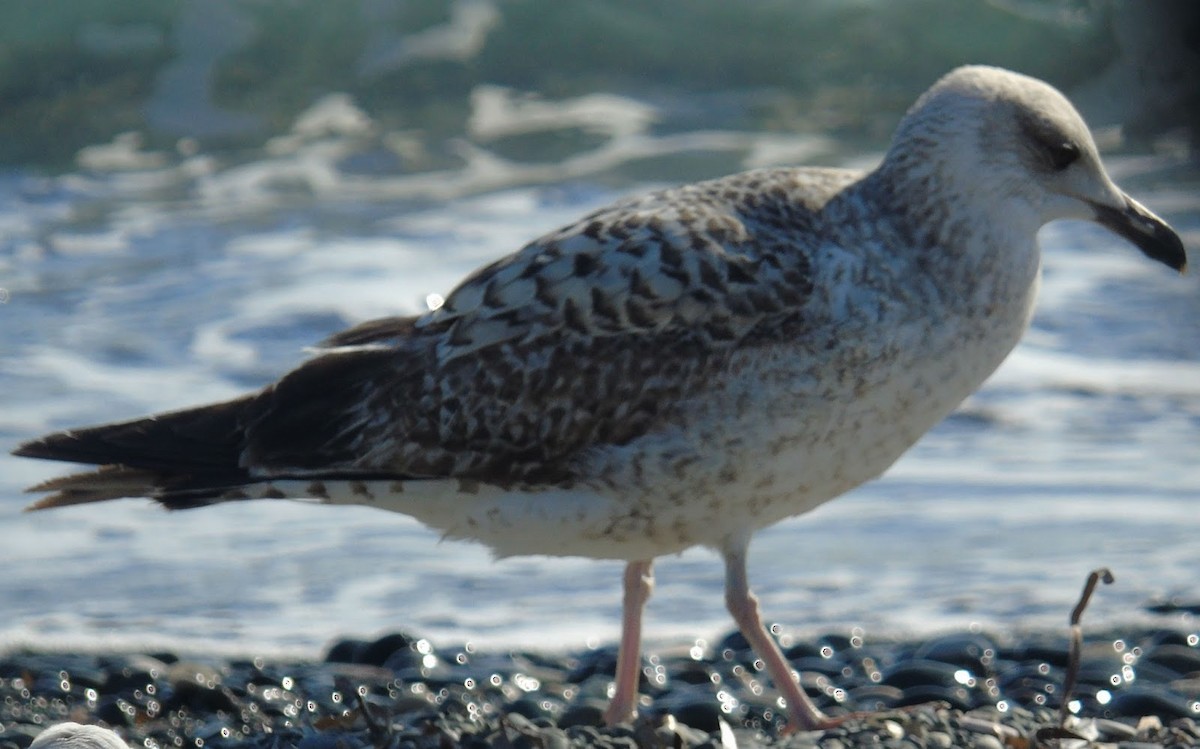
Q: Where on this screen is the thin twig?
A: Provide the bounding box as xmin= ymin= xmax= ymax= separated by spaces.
xmin=1059 ymin=567 xmax=1115 ymax=727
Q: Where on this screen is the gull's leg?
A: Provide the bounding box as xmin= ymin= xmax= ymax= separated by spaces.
xmin=603 ymin=559 xmax=654 ymax=725
xmin=724 ymin=542 xmax=832 ymax=732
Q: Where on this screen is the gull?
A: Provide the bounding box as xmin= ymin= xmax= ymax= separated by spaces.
xmin=14 ymin=66 xmax=1186 ymax=731
xmin=30 ymin=723 xmax=128 ymax=749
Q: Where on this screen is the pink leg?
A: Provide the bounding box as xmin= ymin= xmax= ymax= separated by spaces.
xmin=603 ymin=559 xmax=654 ymax=725
xmin=724 ymin=544 xmax=832 ymax=732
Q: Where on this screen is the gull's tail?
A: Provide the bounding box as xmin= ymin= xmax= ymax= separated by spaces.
xmin=14 ymin=396 xmax=257 ymax=511
xmin=15 ymin=346 xmax=410 ymax=511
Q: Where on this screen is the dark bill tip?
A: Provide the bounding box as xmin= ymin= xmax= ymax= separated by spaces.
xmin=1093 ymin=195 xmax=1188 ymax=273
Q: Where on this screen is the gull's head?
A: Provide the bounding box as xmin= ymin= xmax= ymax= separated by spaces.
xmin=886 ymin=65 xmax=1187 ymax=272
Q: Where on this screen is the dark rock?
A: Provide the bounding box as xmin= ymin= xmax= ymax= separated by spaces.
xmin=818 ymin=633 xmax=860 ymax=652
xmin=913 ymin=632 xmax=999 ymax=673
xmin=1108 ymin=685 xmax=1197 ymax=720
xmin=1142 ymin=629 xmax=1199 ymax=648
xmin=505 ymin=697 xmax=552 ymax=720
xmin=564 ymin=724 xmax=605 ymax=744
xmin=997 ymin=659 xmax=1064 ymax=683
xmin=652 ymin=684 xmax=723 ymax=733
xmin=894 ymin=683 xmax=974 ymax=711
xmin=162 ymin=662 xmax=237 ymax=714
xmin=1001 ymin=679 xmax=1059 ymax=709
xmin=536 ymin=726 xmax=570 ymax=749
xmin=360 ymin=632 xmax=421 ymax=668
xmin=845 ymin=683 xmax=906 ymax=711
xmin=164 ymin=678 xmax=239 ymax=713
xmin=1143 ymin=644 xmax=1200 ymax=676
xmin=93 ymin=695 xmax=135 ymax=727
xmin=558 ymin=701 xmax=606 ymax=729
xmin=565 ymin=646 xmax=622 ymax=683
xmin=715 ymin=631 xmax=751 ymax=655
xmin=1075 ymin=657 xmax=1130 ymax=690
xmin=1170 ymin=716 xmax=1200 ymax=740
xmin=323 ymin=638 xmax=368 ymax=664
xmin=783 ymin=640 xmax=825 ymax=660
xmin=101 ymin=656 xmax=167 ymax=694
xmin=1144 ymin=595 xmax=1200 ymax=615
xmin=1092 ymin=718 xmax=1139 ymax=740
xmin=1006 ymin=638 xmax=1071 ymax=668
xmin=295 ymin=730 xmax=350 ymax=749
xmin=791 ymin=655 xmax=850 ymax=678
xmin=881 ymin=659 xmax=964 ymax=690
xmin=0 ymin=725 xmax=42 ymax=749
xmin=669 ymin=659 xmax=716 ymax=686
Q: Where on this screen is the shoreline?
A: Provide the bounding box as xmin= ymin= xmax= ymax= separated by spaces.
xmin=3 ymin=625 xmax=1197 ymax=748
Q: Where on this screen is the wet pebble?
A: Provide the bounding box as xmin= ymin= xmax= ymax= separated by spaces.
xmin=912 ymin=633 xmax=998 ymax=674
xmin=558 ymin=701 xmax=605 ymax=729
xmin=1144 ymin=595 xmax=1200 ymax=616
xmin=2 ymin=627 xmax=1197 ymax=748
xmin=844 ymin=684 xmax=904 ymax=711
xmin=881 ymin=659 xmax=963 ymax=690
xmin=1143 ymin=644 xmax=1200 ymax=676
xmin=1108 ymin=685 xmax=1199 ymax=721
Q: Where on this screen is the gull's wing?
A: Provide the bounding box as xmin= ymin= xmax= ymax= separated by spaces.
xmin=17 ymin=168 xmax=857 ymax=507
xmin=271 ymin=168 xmax=851 ymax=483
xmin=422 ymin=170 xmax=829 ymax=361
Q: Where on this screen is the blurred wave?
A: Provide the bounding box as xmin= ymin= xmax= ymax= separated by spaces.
xmin=1 ymin=0 xmax=1195 ymax=168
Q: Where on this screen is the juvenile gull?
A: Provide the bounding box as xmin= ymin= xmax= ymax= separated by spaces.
xmin=14 ymin=66 xmax=1187 ymax=730
xmin=29 ymin=723 xmax=128 ymax=749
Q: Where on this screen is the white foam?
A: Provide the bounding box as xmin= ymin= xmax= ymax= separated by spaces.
xmin=469 ymin=85 xmax=657 ymax=140
xmin=8 ymin=347 xmax=242 ymax=420
xmin=991 ymin=345 xmax=1200 ymax=397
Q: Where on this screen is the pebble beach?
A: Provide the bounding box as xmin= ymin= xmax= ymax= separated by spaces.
xmin=4 ymin=625 xmax=1199 ymax=749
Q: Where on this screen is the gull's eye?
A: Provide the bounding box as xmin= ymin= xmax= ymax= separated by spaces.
xmin=1047 ymin=140 xmax=1080 ymax=171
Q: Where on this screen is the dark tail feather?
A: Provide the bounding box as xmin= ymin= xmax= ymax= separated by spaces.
xmin=24 ymin=466 xmax=170 ymax=510
xmin=14 ymin=397 xmax=250 ymax=470
xmin=14 ymin=396 xmax=257 ymax=511
xmin=15 ymin=347 xmax=410 ymax=510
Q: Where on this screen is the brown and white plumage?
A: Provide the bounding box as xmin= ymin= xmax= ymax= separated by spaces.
xmin=19 ymin=166 xmax=861 ymax=512
xmin=14 ymin=66 xmax=1186 ymax=730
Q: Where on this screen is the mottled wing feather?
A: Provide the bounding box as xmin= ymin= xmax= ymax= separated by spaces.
xmin=303 ymin=167 xmax=863 ymax=485
xmin=19 ymin=167 xmax=865 ymax=499
xmin=360 ymin=326 xmax=725 ymax=485
xmin=419 ymin=168 xmax=847 ymax=363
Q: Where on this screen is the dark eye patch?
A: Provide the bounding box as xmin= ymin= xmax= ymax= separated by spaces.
xmin=1014 ymin=109 xmax=1082 ymax=172
xmin=1046 ymin=140 xmax=1080 ymax=171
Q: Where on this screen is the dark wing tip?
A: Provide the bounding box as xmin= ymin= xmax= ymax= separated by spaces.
xmin=12 ymin=433 xmax=73 ymax=461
